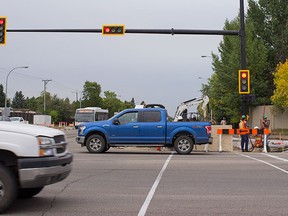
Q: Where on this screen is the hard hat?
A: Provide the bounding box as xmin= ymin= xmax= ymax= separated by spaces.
xmin=241 ymin=115 xmax=246 ymax=119
xmin=263 ymin=114 xmax=267 ymax=119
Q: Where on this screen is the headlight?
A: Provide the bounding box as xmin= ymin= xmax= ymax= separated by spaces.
xmin=38 ymin=136 xmax=55 ymax=156
xmin=79 ymin=126 xmax=86 ymax=135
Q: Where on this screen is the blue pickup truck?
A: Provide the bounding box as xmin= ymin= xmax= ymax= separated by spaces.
xmin=76 ymin=107 xmax=212 ymax=154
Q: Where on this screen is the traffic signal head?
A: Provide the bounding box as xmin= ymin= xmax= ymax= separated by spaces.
xmin=238 ymin=70 xmax=250 ymax=94
xmin=0 ymin=17 xmax=7 ymax=45
xmin=102 ymin=25 xmax=125 ymax=36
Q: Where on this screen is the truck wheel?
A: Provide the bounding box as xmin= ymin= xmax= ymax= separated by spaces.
xmin=18 ymin=187 xmax=44 ymax=199
xmin=174 ymin=135 xmax=194 ymax=154
xmin=0 ymin=164 xmax=18 ymax=213
xmin=86 ymin=134 xmax=106 ymax=153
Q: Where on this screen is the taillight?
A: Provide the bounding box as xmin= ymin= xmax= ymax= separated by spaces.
xmin=205 ymin=125 xmax=211 ymax=134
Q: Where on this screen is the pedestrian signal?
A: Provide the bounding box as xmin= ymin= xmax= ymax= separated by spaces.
xmin=102 ymin=25 xmax=125 ymax=36
xmin=238 ymin=70 xmax=250 ymax=94
xmin=0 ymin=17 xmax=7 ymax=45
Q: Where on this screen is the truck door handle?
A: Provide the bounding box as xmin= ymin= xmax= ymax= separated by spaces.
xmin=133 ymin=125 xmax=139 ymax=128
xmin=157 ymin=126 xmax=163 ymax=128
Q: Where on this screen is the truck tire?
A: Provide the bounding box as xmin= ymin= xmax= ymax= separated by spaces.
xmin=0 ymin=164 xmax=18 ymax=213
xmin=86 ymin=134 xmax=106 ymax=153
xmin=18 ymin=187 xmax=44 ymax=199
xmin=174 ymin=135 xmax=194 ymax=154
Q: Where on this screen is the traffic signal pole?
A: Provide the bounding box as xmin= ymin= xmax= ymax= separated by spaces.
xmin=8 ymin=28 xmax=239 ymax=36
xmin=239 ymin=0 xmax=247 ymax=116
xmin=5 ymin=0 xmax=247 ymax=115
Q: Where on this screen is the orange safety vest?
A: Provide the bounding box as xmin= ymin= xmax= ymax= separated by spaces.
xmin=239 ymin=120 xmax=249 ymax=135
xmin=239 ymin=120 xmax=247 ymax=129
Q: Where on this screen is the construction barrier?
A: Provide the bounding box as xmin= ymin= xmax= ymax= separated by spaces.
xmin=217 ymin=128 xmax=270 ymax=153
xmin=217 ymin=128 xmax=270 ymax=135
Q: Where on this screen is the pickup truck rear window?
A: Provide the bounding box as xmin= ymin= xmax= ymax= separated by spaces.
xmin=141 ymin=111 xmax=161 ymax=122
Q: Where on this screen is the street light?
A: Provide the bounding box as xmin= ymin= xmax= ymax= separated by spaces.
xmin=198 ymin=77 xmax=208 ymax=80
xmin=201 ymin=55 xmax=212 ymax=58
xmin=4 ymin=66 xmax=28 ymax=117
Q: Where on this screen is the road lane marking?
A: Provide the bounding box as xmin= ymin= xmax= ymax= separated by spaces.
xmin=239 ymin=153 xmax=288 ymax=174
xmin=138 ymin=152 xmax=174 ymax=216
xmin=261 ymin=153 xmax=288 ymax=162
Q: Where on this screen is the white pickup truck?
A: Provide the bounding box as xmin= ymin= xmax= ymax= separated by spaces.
xmin=0 ymin=121 xmax=73 ymax=213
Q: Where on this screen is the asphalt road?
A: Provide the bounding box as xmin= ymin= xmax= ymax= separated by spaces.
xmin=7 ymin=129 xmax=288 ymax=216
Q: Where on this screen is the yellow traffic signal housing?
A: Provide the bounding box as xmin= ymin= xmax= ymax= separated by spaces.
xmin=0 ymin=17 xmax=7 ymax=45
xmin=238 ymin=70 xmax=250 ymax=94
xmin=102 ymin=25 xmax=125 ymax=36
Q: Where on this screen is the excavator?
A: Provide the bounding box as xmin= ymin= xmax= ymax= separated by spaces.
xmin=173 ymin=96 xmax=209 ymax=122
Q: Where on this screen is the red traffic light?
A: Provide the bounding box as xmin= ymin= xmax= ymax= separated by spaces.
xmin=0 ymin=16 xmax=6 ymax=45
xmin=241 ymin=72 xmax=247 ymax=79
xmin=238 ymin=70 xmax=250 ymax=94
xmin=104 ymin=27 xmax=111 ymax=33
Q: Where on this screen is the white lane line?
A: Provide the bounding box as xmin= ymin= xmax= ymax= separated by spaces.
xmin=239 ymin=153 xmax=288 ymax=174
xmin=138 ymin=152 xmax=174 ymax=216
xmin=261 ymin=153 xmax=288 ymax=162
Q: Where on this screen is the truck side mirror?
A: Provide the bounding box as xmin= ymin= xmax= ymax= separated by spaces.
xmin=113 ymin=119 xmax=120 ymax=125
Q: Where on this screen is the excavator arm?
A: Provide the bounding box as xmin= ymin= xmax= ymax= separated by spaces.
xmin=174 ymin=96 xmax=209 ymax=122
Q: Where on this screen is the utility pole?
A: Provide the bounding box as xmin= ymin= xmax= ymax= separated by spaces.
xmin=42 ymin=79 xmax=52 ymax=115
xmin=72 ymin=91 xmax=79 ymax=102
xmin=72 ymin=90 xmax=83 ymax=108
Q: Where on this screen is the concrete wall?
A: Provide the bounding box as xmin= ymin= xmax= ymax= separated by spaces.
xmin=195 ymin=125 xmax=234 ymax=152
xmin=249 ymin=105 xmax=288 ymax=130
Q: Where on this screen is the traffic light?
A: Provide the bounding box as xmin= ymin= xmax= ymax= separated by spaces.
xmin=239 ymin=70 xmax=250 ymax=94
xmin=0 ymin=17 xmax=7 ymax=45
xmin=102 ymin=25 xmax=125 ymax=36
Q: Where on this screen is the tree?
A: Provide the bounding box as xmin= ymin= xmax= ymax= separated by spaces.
xmin=12 ymin=91 xmax=26 ymax=108
xmin=271 ymin=59 xmax=288 ymax=107
xmin=202 ymin=16 xmax=268 ymax=123
xmin=25 ymin=96 xmax=40 ymax=111
xmin=81 ymin=81 xmax=103 ymax=108
xmin=0 ymin=79 xmax=137 ymax=124
xmin=102 ymin=91 xmax=122 ymax=116
xmin=49 ymin=110 xmax=59 ymax=123
xmin=202 ymin=1 xmax=288 ymax=123
xmin=0 ymin=84 xmax=5 ymax=107
xmin=248 ymin=0 xmax=288 ymax=99
xmin=102 ymin=91 xmax=135 ymax=117
xmin=56 ymin=97 xmax=73 ymax=122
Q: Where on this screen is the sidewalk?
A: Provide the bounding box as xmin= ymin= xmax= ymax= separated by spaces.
xmin=270 ymin=134 xmax=288 ymax=140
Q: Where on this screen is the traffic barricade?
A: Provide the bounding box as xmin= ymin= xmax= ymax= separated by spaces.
xmin=217 ymin=128 xmax=270 ymax=153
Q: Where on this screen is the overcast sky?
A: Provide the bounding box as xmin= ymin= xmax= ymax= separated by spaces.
xmin=1 ymin=0 xmax=248 ymax=116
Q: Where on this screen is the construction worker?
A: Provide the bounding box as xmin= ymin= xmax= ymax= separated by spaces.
xmin=239 ymin=115 xmax=249 ymax=152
